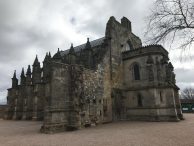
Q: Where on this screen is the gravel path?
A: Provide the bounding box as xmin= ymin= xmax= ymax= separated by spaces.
xmin=0 ymin=114 xmax=194 ymax=146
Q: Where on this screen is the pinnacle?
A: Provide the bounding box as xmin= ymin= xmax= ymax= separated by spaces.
xmin=13 ymin=70 xmax=16 ymax=78
xmin=44 ymin=52 xmax=49 ymax=61
xmin=85 ymin=38 xmax=91 ymax=49
xmin=69 ymin=43 xmax=75 ymax=54
xmin=49 ymin=52 xmax=51 ymax=57
xmin=26 ymin=65 xmax=31 ymax=75
xmin=33 ymin=55 xmax=39 ymax=65
xmin=21 ymin=68 xmax=25 ymax=77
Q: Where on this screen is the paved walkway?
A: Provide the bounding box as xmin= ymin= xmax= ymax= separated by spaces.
xmin=0 ymin=114 xmax=194 ymax=146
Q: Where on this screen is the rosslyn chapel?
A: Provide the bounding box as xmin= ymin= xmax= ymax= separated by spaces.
xmin=7 ymin=16 xmax=183 ymax=133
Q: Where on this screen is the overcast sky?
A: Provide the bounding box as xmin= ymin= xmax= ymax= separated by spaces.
xmin=0 ymin=0 xmax=194 ymax=104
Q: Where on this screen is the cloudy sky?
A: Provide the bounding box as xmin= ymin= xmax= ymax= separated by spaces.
xmin=0 ymin=0 xmax=194 ymax=104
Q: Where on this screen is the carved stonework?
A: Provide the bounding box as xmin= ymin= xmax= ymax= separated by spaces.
xmin=166 ymin=62 xmax=174 ymax=83
xmin=156 ymin=57 xmax=162 ymax=81
xmin=147 ymin=65 xmax=154 ymax=81
xmin=165 ymin=65 xmax=171 ymax=82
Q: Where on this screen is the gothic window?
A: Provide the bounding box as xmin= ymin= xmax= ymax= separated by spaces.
xmin=127 ymin=40 xmax=133 ymax=50
xmin=125 ymin=43 xmax=130 ymax=51
xmin=133 ymin=64 xmax=140 ymax=80
xmin=137 ymin=94 xmax=143 ymax=107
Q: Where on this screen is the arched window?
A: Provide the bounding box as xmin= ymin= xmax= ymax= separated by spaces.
xmin=137 ymin=94 xmax=143 ymax=107
xmin=133 ymin=64 xmax=140 ymax=80
xmin=127 ymin=40 xmax=134 ymax=50
xmin=125 ymin=44 xmax=130 ymax=51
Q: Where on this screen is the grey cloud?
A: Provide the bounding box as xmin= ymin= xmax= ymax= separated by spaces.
xmin=175 ymin=68 xmax=194 ymax=90
xmin=73 ymin=0 xmax=155 ymax=42
xmin=70 ymin=17 xmax=76 ymax=25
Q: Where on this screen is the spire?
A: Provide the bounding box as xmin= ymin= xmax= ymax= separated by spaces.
xmin=12 ymin=70 xmax=16 ymax=79
xmin=48 ymin=52 xmax=51 ymax=58
xmin=21 ymin=68 xmax=25 ymax=77
xmin=80 ymin=38 xmax=94 ymax=69
xmin=26 ymin=65 xmax=32 ymax=85
xmin=12 ymin=70 xmax=18 ymax=88
xmin=26 ymin=65 xmax=31 ymax=75
xmin=53 ymin=48 xmax=62 ymax=60
xmin=33 ymin=55 xmax=40 ymax=66
xmin=44 ymin=52 xmax=52 ymax=63
xmin=85 ymin=38 xmax=91 ymax=49
xmin=69 ymin=43 xmax=75 ymax=54
xmin=20 ymin=68 xmax=26 ymax=85
xmin=44 ymin=52 xmax=49 ymax=62
xmin=32 ymin=55 xmax=41 ymax=82
xmin=68 ymin=43 xmax=76 ymax=64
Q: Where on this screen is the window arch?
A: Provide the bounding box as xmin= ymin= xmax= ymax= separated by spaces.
xmin=133 ymin=64 xmax=140 ymax=80
xmin=127 ymin=40 xmax=134 ymax=50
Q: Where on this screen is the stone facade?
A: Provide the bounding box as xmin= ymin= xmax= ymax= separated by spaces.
xmin=7 ymin=16 xmax=183 ymax=133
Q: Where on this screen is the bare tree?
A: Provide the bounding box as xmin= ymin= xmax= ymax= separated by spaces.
xmin=180 ymin=88 xmax=194 ymax=99
xmin=145 ymin=0 xmax=194 ymax=50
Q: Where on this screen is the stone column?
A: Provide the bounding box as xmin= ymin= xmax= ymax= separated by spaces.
xmin=22 ymin=98 xmax=27 ymax=120
xmin=13 ymin=98 xmax=17 ymax=120
xmin=32 ymin=96 xmax=38 ymax=120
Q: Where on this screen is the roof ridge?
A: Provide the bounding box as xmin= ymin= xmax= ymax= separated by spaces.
xmin=59 ymin=37 xmax=105 ymax=56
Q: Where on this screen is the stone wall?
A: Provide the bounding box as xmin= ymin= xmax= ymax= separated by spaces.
xmin=41 ymin=62 xmax=71 ymax=133
xmin=0 ymin=105 xmax=7 ymax=119
xmin=81 ymin=65 xmax=104 ymax=125
xmin=41 ymin=62 xmax=85 ymax=133
xmin=122 ymin=45 xmax=181 ymax=121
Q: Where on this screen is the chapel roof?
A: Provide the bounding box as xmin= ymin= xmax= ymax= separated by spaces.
xmin=59 ymin=37 xmax=105 ymax=56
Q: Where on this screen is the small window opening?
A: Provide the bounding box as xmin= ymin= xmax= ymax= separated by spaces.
xmin=160 ymin=91 xmax=163 ymax=102
xmin=137 ymin=94 xmax=143 ymax=107
xmin=133 ymin=64 xmax=140 ymax=80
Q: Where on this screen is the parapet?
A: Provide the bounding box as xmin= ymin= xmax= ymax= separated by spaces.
xmin=122 ymin=44 xmax=169 ymax=60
